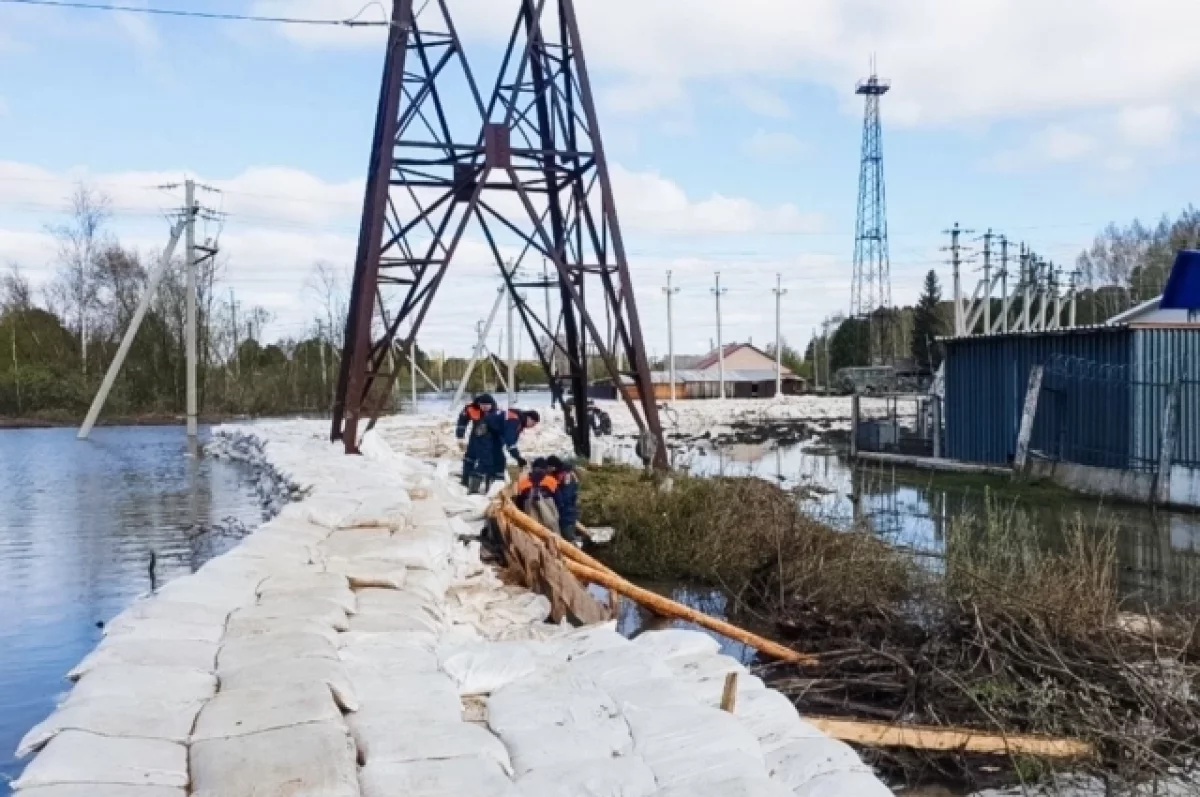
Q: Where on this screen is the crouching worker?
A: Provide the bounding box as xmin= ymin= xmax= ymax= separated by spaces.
xmin=493 ymin=408 xmax=541 ymax=476
xmin=515 ymin=457 xmax=562 ymax=536
xmin=455 ymin=393 xmax=498 ymax=494
xmin=546 ymin=456 xmax=580 ymax=545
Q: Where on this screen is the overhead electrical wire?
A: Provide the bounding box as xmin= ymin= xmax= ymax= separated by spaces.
xmin=0 ymin=0 xmax=387 ymax=26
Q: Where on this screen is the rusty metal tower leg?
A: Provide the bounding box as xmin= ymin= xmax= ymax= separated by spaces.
xmin=333 ymin=0 xmax=666 ymax=468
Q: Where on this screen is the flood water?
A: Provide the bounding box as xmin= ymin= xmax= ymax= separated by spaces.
xmin=604 ymin=436 xmax=1200 ymax=609
xmin=0 ymin=426 xmax=263 ymax=794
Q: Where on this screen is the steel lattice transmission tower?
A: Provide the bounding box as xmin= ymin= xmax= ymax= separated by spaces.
xmin=850 ymin=67 xmax=892 ymax=360
xmin=332 ymin=0 xmax=667 ymax=467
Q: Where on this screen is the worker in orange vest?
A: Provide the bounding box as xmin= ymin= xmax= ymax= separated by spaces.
xmin=454 ymin=394 xmax=499 ymax=494
xmin=515 ymin=457 xmax=561 ymax=535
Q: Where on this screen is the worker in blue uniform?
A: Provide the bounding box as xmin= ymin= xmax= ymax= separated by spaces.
xmin=455 ymin=393 xmax=499 ymax=494
xmin=490 ymin=408 xmax=540 ymax=478
xmin=545 ymin=455 xmax=579 ymax=545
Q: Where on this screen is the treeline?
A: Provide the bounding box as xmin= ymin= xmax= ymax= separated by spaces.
xmin=0 ymin=185 xmax=546 ymax=421
xmin=803 ymin=206 xmax=1196 ymax=376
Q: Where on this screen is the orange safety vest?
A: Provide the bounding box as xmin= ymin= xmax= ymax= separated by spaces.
xmin=466 ymin=405 xmax=483 ymax=421
xmin=517 ymin=473 xmax=558 ymax=494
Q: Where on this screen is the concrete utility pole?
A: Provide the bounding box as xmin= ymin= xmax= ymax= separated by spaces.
xmin=79 ymin=219 xmax=186 ymax=440
xmin=451 ymin=287 xmax=506 ymax=410
xmin=1019 ymin=245 xmax=1032 ymax=332
xmin=981 ymin=229 xmax=993 ymax=335
xmin=997 ymin=236 xmax=1011 ymax=334
xmin=1068 ymin=270 xmax=1079 ymax=328
xmin=811 ymin=326 xmax=820 ymax=391
xmin=410 ymin=341 xmax=418 ymax=410
xmin=506 ymin=286 xmax=516 ymax=408
xmin=773 ymin=274 xmax=787 ymax=396
xmin=712 ymin=272 xmax=727 ymax=400
xmin=663 ymin=271 xmax=680 ymax=401
xmin=943 ymin=223 xmax=973 ymax=337
xmin=185 ymin=179 xmax=198 ymax=438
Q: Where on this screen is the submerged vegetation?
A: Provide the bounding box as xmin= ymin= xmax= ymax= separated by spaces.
xmin=580 ymin=464 xmax=1200 ymax=792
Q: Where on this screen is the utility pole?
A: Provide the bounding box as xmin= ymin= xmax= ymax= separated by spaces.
xmin=1019 ymin=245 xmax=1032 ymax=332
xmin=997 ymin=235 xmax=1011 ymax=334
xmin=980 ymin=229 xmax=993 ymax=336
xmin=943 ymin=223 xmax=973 ymax=337
xmin=410 ymin=341 xmax=418 ymax=409
xmin=712 ymin=272 xmax=727 ymax=400
xmin=811 ymin=326 xmax=820 ymax=392
xmin=773 ymin=274 xmax=787 ymax=396
xmin=79 ymin=218 xmax=186 ymax=439
xmin=506 ymin=284 xmax=515 ymax=408
xmin=663 ymin=271 xmax=680 ymax=402
xmin=185 ymin=179 xmax=198 ymax=438
xmin=1068 ymin=270 xmax=1079 ymax=328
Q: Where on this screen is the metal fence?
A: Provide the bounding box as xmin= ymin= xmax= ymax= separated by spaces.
xmin=854 ymin=394 xmax=940 ymax=458
xmin=1036 ymin=354 xmax=1198 ymax=472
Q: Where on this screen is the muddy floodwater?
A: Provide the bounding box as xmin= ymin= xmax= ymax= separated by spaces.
xmin=0 ymin=426 xmax=263 ymax=795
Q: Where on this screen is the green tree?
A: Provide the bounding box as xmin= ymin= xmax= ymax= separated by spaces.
xmin=911 ymin=270 xmax=946 ymax=372
xmin=829 ymin=317 xmax=868 ymax=372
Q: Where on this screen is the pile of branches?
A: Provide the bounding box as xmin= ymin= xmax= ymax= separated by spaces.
xmin=580 ymin=465 xmax=1200 ymax=790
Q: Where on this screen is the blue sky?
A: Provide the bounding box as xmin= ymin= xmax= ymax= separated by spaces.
xmin=2 ymin=0 xmax=1198 ymax=357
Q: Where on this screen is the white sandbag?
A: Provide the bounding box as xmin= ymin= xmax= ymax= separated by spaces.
xmin=488 ymin=674 xmax=620 ymax=737
xmin=624 ymin=704 xmax=765 ymax=790
xmin=337 ymin=628 xmax=437 ymax=653
xmin=566 ymin=647 xmax=673 ymax=691
xmin=764 ymin=737 xmax=872 ymax=791
xmin=217 ymin=632 xmax=337 ymax=672
xmin=231 ymin=534 xmax=321 ymax=565
xmin=386 ymin=528 xmax=454 ymax=570
xmin=792 ymin=770 xmax=893 ymax=797
xmin=13 ymin=787 xmax=184 ymax=797
xmin=231 ymin=595 xmax=349 ymax=631
xmin=101 ymin=617 xmax=224 ymax=645
xmin=13 ymin=730 xmax=187 ymax=789
xmin=299 ymin=495 xmax=362 ymax=529
xmin=349 ymin=588 xmax=443 ymax=634
xmin=66 ymin=665 xmax=216 ymax=706
xmin=324 ymin=557 xmax=408 ymax=589
xmin=449 ymin=515 xmax=482 ymax=538
xmin=339 ymin=639 xmax=439 ymax=673
xmin=502 ymin=725 xmax=633 ymax=776
xmin=655 ymin=775 xmax=794 ymax=797
xmin=190 ymin=722 xmax=358 ymax=797
xmin=404 ymin=567 xmax=450 ymax=601
xmin=257 ymin=571 xmax=356 ymax=613
xmin=223 ymin=616 xmax=341 ymax=646
xmin=545 ymin=622 xmax=628 ymax=660
xmin=340 ymin=493 xmax=412 ymax=531
xmin=605 ymin=677 xmax=695 ymax=712
xmin=665 ymin=653 xmax=765 ymax=706
xmin=360 ymin=756 xmax=519 ymax=797
xmin=319 ymin=527 xmax=394 ymax=559
xmin=632 ymin=629 xmax=720 ymax=661
xmin=438 ymin=641 xmax=540 ymax=696
xmin=155 ymin=574 xmax=258 ymax=612
xmin=734 ymin=688 xmax=824 ymax=752
xmin=218 ymin=657 xmax=359 ymax=711
xmin=349 ymin=609 xmax=442 ymax=634
xmin=515 ymin=757 xmax=657 ymax=797
xmin=255 ymin=515 xmax=333 ymax=543
xmin=17 ymin=697 xmax=203 ymax=757
xmin=69 ymin=638 xmax=217 ymax=679
xmin=340 ymin=668 xmax=459 ymax=720
xmin=350 ymin=717 xmax=511 ymax=772
xmin=191 ymin=683 xmax=343 ymax=741
xmin=110 ymin=598 xmax=231 ymax=629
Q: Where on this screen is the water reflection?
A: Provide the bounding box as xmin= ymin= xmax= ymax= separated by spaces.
xmin=0 ymin=427 xmax=262 ymax=794
xmin=605 ymin=436 xmax=1200 ymax=608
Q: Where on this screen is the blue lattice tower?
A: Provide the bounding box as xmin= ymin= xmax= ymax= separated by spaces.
xmin=851 ymin=69 xmax=892 ymax=362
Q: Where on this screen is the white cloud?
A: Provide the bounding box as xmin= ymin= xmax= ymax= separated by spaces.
xmin=1116 ymin=105 xmax=1181 ymax=148
xmin=744 ymin=130 xmax=807 ymax=160
xmin=0 ymin=160 xmax=823 ymax=351
xmin=1034 ymin=126 xmax=1098 ymax=162
xmin=732 ymin=83 xmax=792 ymax=119
xmin=602 ymin=78 xmax=686 ymax=115
xmin=260 ymin=1 xmax=1200 ymax=126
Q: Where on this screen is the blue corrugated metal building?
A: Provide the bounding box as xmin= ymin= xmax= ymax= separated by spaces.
xmin=942 ymin=326 xmax=1199 ymax=469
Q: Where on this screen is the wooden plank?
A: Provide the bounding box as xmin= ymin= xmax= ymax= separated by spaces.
xmin=501 ymin=503 xmax=618 ymax=575
xmin=720 ymin=673 xmax=738 ymax=712
xmin=1012 ymin=364 xmax=1045 ymax=477
xmin=565 ymin=559 xmax=818 ymax=666
xmin=806 ymin=716 xmax=1094 ymax=759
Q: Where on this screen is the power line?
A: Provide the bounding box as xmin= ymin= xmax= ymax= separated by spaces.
xmin=0 ymin=0 xmax=387 ymax=26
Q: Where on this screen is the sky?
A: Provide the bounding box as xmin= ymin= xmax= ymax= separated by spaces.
xmin=1 ymin=0 xmax=1199 ymax=359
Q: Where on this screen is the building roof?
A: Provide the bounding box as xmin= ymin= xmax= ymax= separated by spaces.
xmin=691 ymin=342 xmax=795 ymax=375
xmin=613 ymin=369 xmax=803 ymax=385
